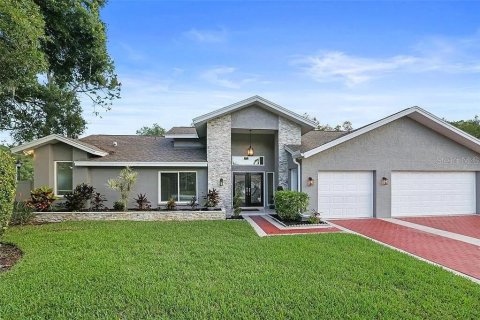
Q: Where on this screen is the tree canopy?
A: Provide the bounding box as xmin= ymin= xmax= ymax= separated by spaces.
xmin=303 ymin=113 xmax=353 ymax=132
xmin=450 ymin=115 xmax=480 ymax=139
xmin=136 ymin=123 xmax=166 ymax=136
xmin=0 ymin=0 xmax=120 ymax=144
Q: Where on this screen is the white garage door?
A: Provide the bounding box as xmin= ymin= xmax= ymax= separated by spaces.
xmin=318 ymin=171 xmax=373 ymax=218
xmin=391 ymin=172 xmax=476 ymax=217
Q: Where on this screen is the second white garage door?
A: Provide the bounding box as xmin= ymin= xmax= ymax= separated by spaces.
xmin=391 ymin=172 xmax=476 ymax=217
xmin=318 ymin=171 xmax=373 ymax=218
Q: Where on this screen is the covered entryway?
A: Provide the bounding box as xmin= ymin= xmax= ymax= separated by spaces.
xmin=233 ymin=172 xmax=264 ymax=207
xmin=318 ymin=171 xmax=373 ymax=218
xmin=391 ymin=172 xmax=476 ymax=217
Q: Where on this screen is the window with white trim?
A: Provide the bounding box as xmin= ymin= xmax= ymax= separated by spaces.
xmin=55 ymin=161 xmax=73 ymax=196
xmin=160 ymin=172 xmax=197 ymax=202
xmin=232 ymin=156 xmax=264 ymax=166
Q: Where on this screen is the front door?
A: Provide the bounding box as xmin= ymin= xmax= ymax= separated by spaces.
xmin=233 ymin=173 xmax=264 ymax=207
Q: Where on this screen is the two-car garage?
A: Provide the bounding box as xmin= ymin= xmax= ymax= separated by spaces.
xmin=317 ymin=171 xmax=477 ymax=219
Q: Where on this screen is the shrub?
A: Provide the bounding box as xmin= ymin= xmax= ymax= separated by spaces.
xmin=204 ymin=189 xmax=220 ymax=208
xmin=11 ymin=201 xmax=35 ymax=226
xmin=27 ymin=186 xmax=58 ymax=212
xmin=189 ymin=196 xmax=198 ymax=210
xmin=274 ymin=191 xmax=309 ymax=221
xmin=135 ymin=193 xmax=151 ymax=211
xmin=307 ymin=210 xmax=321 ymax=224
xmin=113 ymin=201 xmax=125 ymax=211
xmin=107 ymin=166 xmax=137 ymax=212
xmin=233 ymin=190 xmax=242 ymax=217
xmin=64 ymin=183 xmax=95 ymax=212
xmin=166 ymin=198 xmax=176 ymax=210
xmin=90 ymin=192 xmax=107 ymax=211
xmin=0 ymin=149 xmax=16 ymax=238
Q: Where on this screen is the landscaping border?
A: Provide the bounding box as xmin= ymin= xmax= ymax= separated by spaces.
xmin=33 ymin=210 xmax=226 ymax=223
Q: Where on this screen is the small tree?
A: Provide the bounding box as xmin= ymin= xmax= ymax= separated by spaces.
xmin=233 ymin=189 xmax=242 ymax=217
xmin=0 ymin=149 xmax=17 ymax=239
xmin=107 ymin=167 xmax=137 ymax=212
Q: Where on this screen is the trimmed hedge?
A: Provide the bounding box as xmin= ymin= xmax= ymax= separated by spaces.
xmin=274 ymin=190 xmax=309 ymax=221
xmin=0 ymin=149 xmax=17 ymax=238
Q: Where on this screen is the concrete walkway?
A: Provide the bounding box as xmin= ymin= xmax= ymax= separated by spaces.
xmin=245 ymin=215 xmax=340 ymax=237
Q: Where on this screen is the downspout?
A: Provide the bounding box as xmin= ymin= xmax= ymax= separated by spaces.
xmin=293 ymin=157 xmax=301 ymax=192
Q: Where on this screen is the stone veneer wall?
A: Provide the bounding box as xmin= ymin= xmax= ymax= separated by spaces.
xmin=278 ymin=117 xmax=301 ymax=189
xmin=207 ymin=114 xmax=232 ymax=211
xmin=33 ymin=210 xmax=226 ymax=223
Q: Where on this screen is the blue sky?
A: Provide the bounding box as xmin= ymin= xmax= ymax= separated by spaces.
xmin=18 ymin=1 xmax=480 ymax=139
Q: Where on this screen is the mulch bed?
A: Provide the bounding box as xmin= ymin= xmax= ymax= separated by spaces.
xmin=269 ymin=214 xmax=328 ymax=227
xmin=0 ymin=243 xmax=22 ymax=273
xmin=227 ymin=215 xmax=244 ymax=220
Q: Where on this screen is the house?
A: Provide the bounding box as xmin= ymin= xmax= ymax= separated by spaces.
xmin=11 ymin=96 xmax=480 ymax=218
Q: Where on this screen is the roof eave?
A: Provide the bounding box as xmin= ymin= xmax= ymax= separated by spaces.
xmin=10 ymin=134 xmax=109 ymax=157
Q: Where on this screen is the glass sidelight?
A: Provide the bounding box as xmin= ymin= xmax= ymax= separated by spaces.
xmin=233 ymin=173 xmax=264 ymax=207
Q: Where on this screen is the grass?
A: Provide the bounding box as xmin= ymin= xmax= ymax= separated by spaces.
xmin=0 ymin=220 xmax=479 ymax=319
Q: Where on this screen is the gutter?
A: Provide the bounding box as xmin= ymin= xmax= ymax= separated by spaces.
xmin=292 ymin=157 xmax=301 ymax=191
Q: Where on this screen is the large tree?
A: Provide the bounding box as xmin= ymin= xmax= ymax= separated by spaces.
xmin=450 ymin=116 xmax=480 ymax=139
xmin=136 ymin=123 xmax=166 ymax=136
xmin=0 ymin=0 xmax=120 ymax=144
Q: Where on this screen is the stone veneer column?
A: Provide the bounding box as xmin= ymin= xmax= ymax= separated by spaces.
xmin=278 ymin=117 xmax=301 ymax=189
xmin=207 ymin=114 xmax=232 ymax=211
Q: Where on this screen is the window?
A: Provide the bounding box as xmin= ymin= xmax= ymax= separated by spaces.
xmin=159 ymin=172 xmax=197 ymax=202
xmin=232 ymin=156 xmax=264 ymax=166
xmin=55 ymin=161 xmax=73 ymax=196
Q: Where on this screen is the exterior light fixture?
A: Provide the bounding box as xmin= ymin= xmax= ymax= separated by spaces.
xmin=307 ymin=177 xmax=314 ymax=187
xmin=219 ymin=178 xmax=224 ymax=187
xmin=247 ymin=129 xmax=254 ymax=156
xmin=381 ymin=177 xmax=389 ymax=186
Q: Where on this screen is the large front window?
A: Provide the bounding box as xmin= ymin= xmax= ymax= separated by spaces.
xmin=160 ymin=172 xmax=197 ymax=202
xmin=55 ymin=161 xmax=73 ymax=196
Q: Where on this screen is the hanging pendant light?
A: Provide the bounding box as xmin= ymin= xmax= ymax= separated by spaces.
xmin=247 ymin=129 xmax=254 ymax=156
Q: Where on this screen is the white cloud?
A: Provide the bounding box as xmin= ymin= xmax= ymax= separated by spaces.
xmin=295 ymin=52 xmax=418 ymax=86
xmin=200 ymin=66 xmax=258 ymax=89
xmin=184 ymin=27 xmax=228 ymax=43
xmin=295 ymin=34 xmax=480 ymax=86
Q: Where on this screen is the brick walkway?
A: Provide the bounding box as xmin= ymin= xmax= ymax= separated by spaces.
xmin=248 ymin=216 xmax=340 ymax=236
xmin=399 ymin=215 xmax=480 ymax=239
xmin=331 ymin=219 xmax=480 ymax=280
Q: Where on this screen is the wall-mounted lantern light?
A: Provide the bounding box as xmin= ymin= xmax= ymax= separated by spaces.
xmin=219 ymin=178 xmax=224 ymax=187
xmin=246 ymin=130 xmax=254 ymax=156
xmin=307 ymin=177 xmax=315 ymax=187
xmin=381 ymin=177 xmax=389 ymax=186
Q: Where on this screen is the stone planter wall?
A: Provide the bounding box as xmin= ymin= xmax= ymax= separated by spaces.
xmin=33 ymin=210 xmax=226 ymax=223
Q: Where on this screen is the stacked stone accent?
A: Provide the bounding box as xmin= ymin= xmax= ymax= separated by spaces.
xmin=278 ymin=117 xmax=302 ymax=189
xmin=33 ymin=210 xmax=226 ymax=223
xmin=207 ymin=115 xmax=232 ymax=211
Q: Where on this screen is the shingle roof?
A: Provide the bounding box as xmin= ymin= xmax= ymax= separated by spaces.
xmin=287 ymin=130 xmax=349 ymax=153
xmin=79 ymin=135 xmax=206 ymax=162
xmin=165 ymin=127 xmax=197 ymax=135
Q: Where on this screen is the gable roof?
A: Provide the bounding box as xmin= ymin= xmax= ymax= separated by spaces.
xmin=192 ymin=96 xmax=317 ymax=136
xmin=286 ymin=131 xmax=348 ymax=154
xmin=74 ymin=135 xmax=207 ymax=166
xmin=11 ymin=134 xmax=109 ymax=156
xmin=297 ymin=107 xmax=480 ymax=159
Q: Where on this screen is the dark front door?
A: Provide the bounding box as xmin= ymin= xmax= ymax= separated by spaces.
xmin=233 ymin=173 xmax=264 ymax=207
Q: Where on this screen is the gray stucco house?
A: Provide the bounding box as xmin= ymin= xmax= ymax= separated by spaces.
xmin=12 ymin=96 xmax=480 ymax=218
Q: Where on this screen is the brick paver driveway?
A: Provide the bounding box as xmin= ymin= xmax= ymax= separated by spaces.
xmin=399 ymin=215 xmax=480 ymax=239
xmin=330 ymin=218 xmax=480 ymax=281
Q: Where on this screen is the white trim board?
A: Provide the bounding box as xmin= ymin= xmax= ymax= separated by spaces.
xmin=11 ymin=134 xmax=108 ymax=157
xmin=74 ymin=161 xmax=208 ymax=167
xmin=301 ymin=107 xmax=480 ymax=159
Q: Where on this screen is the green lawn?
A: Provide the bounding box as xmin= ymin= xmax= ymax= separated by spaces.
xmin=0 ymin=221 xmax=479 ymax=319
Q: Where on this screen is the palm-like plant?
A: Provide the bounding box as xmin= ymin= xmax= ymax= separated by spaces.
xmin=107 ymin=167 xmax=138 ymax=212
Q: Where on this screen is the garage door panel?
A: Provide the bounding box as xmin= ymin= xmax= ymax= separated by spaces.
xmin=318 ymin=171 xmax=373 ymax=219
xmin=392 ymin=172 xmax=476 ymax=217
